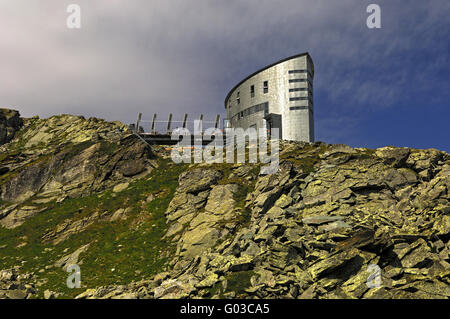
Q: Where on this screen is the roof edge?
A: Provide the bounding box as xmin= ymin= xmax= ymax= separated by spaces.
xmin=224 ymin=52 xmax=312 ymax=107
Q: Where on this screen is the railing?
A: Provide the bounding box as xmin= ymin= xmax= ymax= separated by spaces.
xmin=132 ymin=113 xmax=227 ymax=135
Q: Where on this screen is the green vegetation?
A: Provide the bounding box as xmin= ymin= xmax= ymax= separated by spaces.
xmin=354 ymin=148 xmax=376 ymax=160
xmin=98 ymin=140 xmax=121 ymax=156
xmin=5 ymin=117 xmax=40 ymax=152
xmin=60 ymin=140 xmax=96 ymax=160
xmin=0 ymin=159 xmax=188 ymax=298
xmin=226 ymin=270 xmax=255 ymax=295
xmin=215 ymin=163 xmax=259 ymax=228
xmin=207 ymin=270 xmax=256 ymax=297
xmin=280 ymin=143 xmax=328 ymax=174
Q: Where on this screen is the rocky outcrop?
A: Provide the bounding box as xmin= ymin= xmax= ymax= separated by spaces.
xmin=0 ymin=267 xmax=35 ymax=299
xmin=54 ymin=243 xmax=91 ymax=270
xmin=1 ymin=135 xmax=154 ymax=204
xmin=73 ymin=141 xmax=449 ymax=299
xmin=0 ymin=112 xmax=156 ymax=228
xmin=0 ymin=109 xmax=448 ymax=299
xmin=0 ymin=108 xmax=23 ymax=146
xmin=164 ymin=168 xmax=243 ymax=260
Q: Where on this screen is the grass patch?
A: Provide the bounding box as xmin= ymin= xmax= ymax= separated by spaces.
xmin=280 ymin=143 xmax=328 ymax=174
xmin=226 ymin=270 xmax=255 ymax=296
xmin=60 ymin=141 xmax=96 ymax=160
xmin=0 ymin=158 xmax=188 ymax=298
xmin=206 ymin=270 xmax=256 ymax=298
xmin=5 ymin=118 xmax=41 ymax=152
xmin=354 ymin=148 xmax=376 ymax=160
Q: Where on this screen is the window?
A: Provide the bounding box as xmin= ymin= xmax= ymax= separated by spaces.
xmin=290 ymin=106 xmax=308 ymax=111
xmin=263 ymin=81 xmax=268 ymax=94
xmin=237 ymin=91 xmax=240 ymax=104
xmin=289 ymin=79 xmax=307 ymax=83
xmin=290 ymin=87 xmax=313 ymax=96
xmin=289 ymin=97 xmax=308 ymax=101
xmin=250 ymin=85 xmax=255 ymax=98
xmin=233 ymin=102 xmax=269 ymax=121
xmin=289 ymin=78 xmax=313 ymax=86
xmin=288 ymin=69 xmax=307 ymax=74
xmin=289 ymin=69 xmax=313 ymax=78
xmin=289 ymin=88 xmax=308 ymax=92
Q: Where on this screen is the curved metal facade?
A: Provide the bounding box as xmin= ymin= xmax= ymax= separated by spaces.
xmin=224 ymin=53 xmax=314 ymax=142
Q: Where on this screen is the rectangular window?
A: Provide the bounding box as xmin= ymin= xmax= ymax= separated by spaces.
xmin=237 ymin=91 xmax=240 ymax=104
xmin=289 ymin=69 xmax=313 ymax=78
xmin=289 ymin=88 xmax=308 ymax=92
xmin=288 ymin=69 xmax=307 ymax=74
xmin=235 ymin=102 xmax=269 ymax=120
xmin=289 ymin=97 xmax=308 ymax=101
xmin=290 ymin=106 xmax=308 ymax=111
xmin=263 ymin=81 xmax=268 ymax=93
xmin=289 ymin=79 xmax=307 ymax=83
xmin=250 ymin=85 xmax=255 ymax=98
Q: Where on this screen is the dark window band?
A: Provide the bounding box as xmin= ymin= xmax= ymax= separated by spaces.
xmin=289 ymin=97 xmax=308 ymax=101
xmin=232 ymin=102 xmax=269 ymax=121
xmin=290 ymin=106 xmax=308 ymax=111
xmin=288 ymin=70 xmax=307 ymax=74
xmin=289 ymin=79 xmax=307 ymax=83
xmin=288 ymin=69 xmax=313 ymax=78
xmin=289 ymin=88 xmax=308 ymax=92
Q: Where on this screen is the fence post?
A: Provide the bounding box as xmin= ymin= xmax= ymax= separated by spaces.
xmin=215 ymin=114 xmax=220 ymax=129
xmin=167 ymin=113 xmax=173 ymax=133
xmin=198 ymin=114 xmax=203 ymax=133
xmin=151 ymin=114 xmax=157 ymax=134
xmin=135 ymin=113 xmax=142 ymax=133
xmin=182 ymin=114 xmax=188 ymax=129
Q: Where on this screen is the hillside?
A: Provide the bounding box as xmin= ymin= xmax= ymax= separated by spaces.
xmin=0 ymin=109 xmax=449 ymax=299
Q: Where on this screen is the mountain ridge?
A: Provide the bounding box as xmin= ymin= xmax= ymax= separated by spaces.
xmin=0 ymin=109 xmax=448 ymax=299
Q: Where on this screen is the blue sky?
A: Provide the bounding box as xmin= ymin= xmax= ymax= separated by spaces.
xmin=0 ymin=0 xmax=449 ymax=151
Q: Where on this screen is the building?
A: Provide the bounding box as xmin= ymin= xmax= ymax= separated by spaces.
xmin=224 ymin=52 xmax=314 ymax=142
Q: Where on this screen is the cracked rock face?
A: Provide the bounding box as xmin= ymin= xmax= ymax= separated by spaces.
xmin=0 ymin=109 xmax=448 ymax=299
xmin=78 ymin=141 xmax=449 ymax=299
xmin=0 ymin=112 xmax=156 ymax=228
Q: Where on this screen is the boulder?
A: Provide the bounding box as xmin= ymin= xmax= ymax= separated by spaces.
xmin=0 ymin=108 xmax=23 ymax=145
xmin=54 ymin=243 xmax=91 ymax=270
xmin=177 ymin=168 xmax=223 ymax=194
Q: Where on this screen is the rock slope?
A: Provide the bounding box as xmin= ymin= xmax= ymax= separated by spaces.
xmin=76 ymin=143 xmax=449 ymax=299
xmin=0 ymin=112 xmax=156 ymax=228
xmin=0 ymin=109 xmax=448 ymax=299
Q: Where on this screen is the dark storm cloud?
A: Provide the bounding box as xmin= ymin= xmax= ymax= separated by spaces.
xmin=1 ymin=0 xmax=449 ymax=146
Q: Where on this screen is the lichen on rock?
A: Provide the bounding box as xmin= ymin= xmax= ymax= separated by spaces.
xmin=0 ymin=109 xmax=448 ymax=299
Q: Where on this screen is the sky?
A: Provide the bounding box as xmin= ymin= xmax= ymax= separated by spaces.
xmin=0 ymin=0 xmax=449 ymax=151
